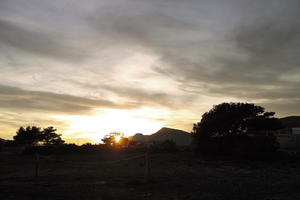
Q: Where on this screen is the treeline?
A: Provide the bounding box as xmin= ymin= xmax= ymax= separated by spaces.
xmin=21 ymin=140 xmax=180 ymax=155
xmin=0 ymin=127 xmax=180 ymax=154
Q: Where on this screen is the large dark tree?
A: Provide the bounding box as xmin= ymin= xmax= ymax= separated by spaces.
xmin=192 ymin=102 xmax=283 ymax=157
xmin=192 ymin=102 xmax=283 ymax=137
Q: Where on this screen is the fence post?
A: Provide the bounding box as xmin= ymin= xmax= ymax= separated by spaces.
xmin=144 ymin=145 xmax=151 ymax=183
xmin=35 ymin=146 xmax=39 ymax=178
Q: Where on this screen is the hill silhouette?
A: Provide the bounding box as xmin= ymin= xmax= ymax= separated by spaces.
xmin=280 ymin=116 xmax=300 ymax=128
xmin=130 ymin=127 xmax=192 ymax=146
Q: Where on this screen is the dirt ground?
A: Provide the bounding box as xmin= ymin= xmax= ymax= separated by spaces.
xmin=1 ymin=149 xmax=299 ymax=200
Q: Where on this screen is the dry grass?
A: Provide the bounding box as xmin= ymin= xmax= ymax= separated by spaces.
xmin=1 ymin=150 xmax=299 ymax=200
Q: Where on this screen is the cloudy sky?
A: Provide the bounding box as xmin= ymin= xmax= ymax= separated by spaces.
xmin=0 ymin=0 xmax=299 ymax=143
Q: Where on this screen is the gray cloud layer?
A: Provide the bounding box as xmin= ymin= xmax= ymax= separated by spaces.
xmin=0 ymin=19 xmax=89 ymax=62
xmin=0 ymin=0 xmax=299 ymax=139
xmin=0 ymin=85 xmax=135 ymax=114
xmin=87 ymin=0 xmax=300 ymax=94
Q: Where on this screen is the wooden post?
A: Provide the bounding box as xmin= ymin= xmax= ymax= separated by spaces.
xmin=35 ymin=147 xmax=39 ymax=178
xmin=144 ymin=145 xmax=151 ymax=183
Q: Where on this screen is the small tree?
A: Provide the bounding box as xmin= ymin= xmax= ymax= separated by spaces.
xmin=101 ymin=132 xmax=128 ymax=147
xmin=42 ymin=126 xmax=65 ymax=145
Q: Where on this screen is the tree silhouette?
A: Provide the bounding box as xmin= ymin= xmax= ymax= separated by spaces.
xmin=192 ymin=102 xmax=283 ymax=138
xmin=13 ymin=126 xmax=64 ymax=145
xmin=192 ymin=102 xmax=283 ymax=157
xmin=42 ymin=126 xmax=65 ymax=145
xmin=13 ymin=126 xmax=43 ymax=146
xmin=101 ymin=132 xmax=128 ymax=147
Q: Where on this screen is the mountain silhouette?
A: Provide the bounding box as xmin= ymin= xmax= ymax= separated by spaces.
xmin=130 ymin=127 xmax=192 ymax=146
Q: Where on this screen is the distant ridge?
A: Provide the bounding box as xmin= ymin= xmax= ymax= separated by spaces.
xmin=130 ymin=127 xmax=192 ymax=146
xmin=280 ymin=116 xmax=300 ymax=128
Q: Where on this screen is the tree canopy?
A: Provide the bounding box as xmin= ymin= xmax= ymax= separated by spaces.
xmin=41 ymin=126 xmax=65 ymax=145
xmin=13 ymin=126 xmax=64 ymax=146
xmin=14 ymin=126 xmax=43 ymax=145
xmin=192 ymin=102 xmax=283 ymax=157
xmin=192 ymin=102 xmax=283 ymax=138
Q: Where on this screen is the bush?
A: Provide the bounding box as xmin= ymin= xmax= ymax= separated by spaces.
xmin=194 ymin=135 xmax=279 ymax=159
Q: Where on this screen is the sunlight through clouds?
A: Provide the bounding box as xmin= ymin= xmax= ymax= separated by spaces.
xmin=53 ymin=108 xmax=170 ymax=143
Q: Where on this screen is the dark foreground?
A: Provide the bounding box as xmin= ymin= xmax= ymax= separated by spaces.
xmin=1 ymin=150 xmax=299 ymax=200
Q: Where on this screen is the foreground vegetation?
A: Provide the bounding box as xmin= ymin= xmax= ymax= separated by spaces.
xmin=1 ymin=148 xmax=299 ymax=200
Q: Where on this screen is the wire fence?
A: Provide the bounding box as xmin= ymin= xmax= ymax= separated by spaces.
xmin=34 ymin=151 xmax=152 ymax=182
xmin=38 ymin=154 xmax=145 ymax=166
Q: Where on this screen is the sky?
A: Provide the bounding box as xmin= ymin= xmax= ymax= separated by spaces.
xmin=0 ymin=0 xmax=299 ymax=143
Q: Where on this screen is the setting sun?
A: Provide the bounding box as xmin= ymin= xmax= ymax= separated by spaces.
xmin=114 ymin=135 xmax=121 ymax=143
xmin=53 ymin=108 xmax=169 ymax=143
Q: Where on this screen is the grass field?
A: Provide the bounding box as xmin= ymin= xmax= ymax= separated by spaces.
xmin=1 ymin=149 xmax=299 ymax=200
